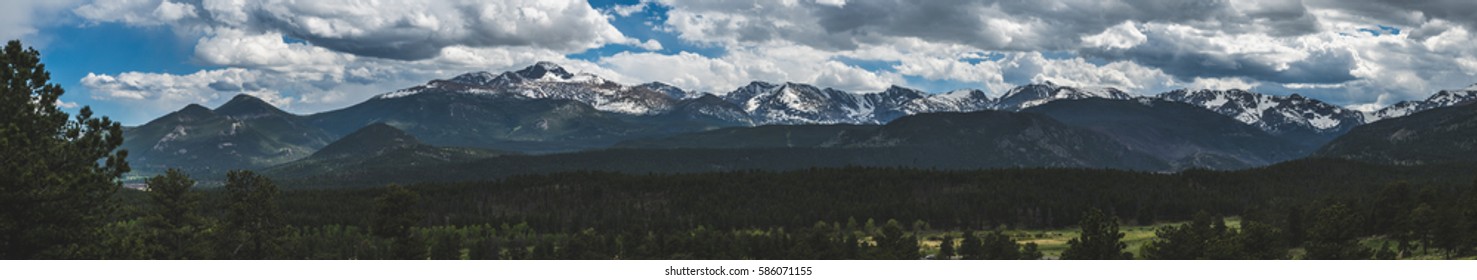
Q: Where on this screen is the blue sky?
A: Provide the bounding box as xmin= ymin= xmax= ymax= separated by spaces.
xmin=6 ymin=0 xmax=1477 ymax=124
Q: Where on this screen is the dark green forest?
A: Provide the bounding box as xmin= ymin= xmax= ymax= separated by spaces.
xmin=81 ymin=161 xmax=1477 ymax=260
xmin=5 ymin=38 xmax=1477 ymax=260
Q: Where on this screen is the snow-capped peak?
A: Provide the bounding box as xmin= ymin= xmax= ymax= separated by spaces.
xmin=1157 ymin=88 xmax=1362 ymax=134
xmin=448 ymin=71 xmax=499 ymax=85
xmin=515 ymin=61 xmax=575 ymax=81
xmin=1371 ymin=86 xmax=1477 ymax=121
xmin=941 ymin=89 xmax=985 ymax=99
xmin=1076 ymin=86 xmax=1131 ymax=99
xmin=366 ymin=62 xmax=1477 ymax=134
xmin=637 ymin=82 xmax=699 ymax=100
xmin=992 ymin=82 xmax=1130 ymax=111
xmin=1428 ymin=88 xmax=1477 ymax=106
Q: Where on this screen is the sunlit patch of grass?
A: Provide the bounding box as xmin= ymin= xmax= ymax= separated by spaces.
xmin=919 ymin=217 xmax=1242 ymax=259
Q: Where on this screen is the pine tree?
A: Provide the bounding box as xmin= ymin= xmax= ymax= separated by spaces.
xmin=468 ymin=236 xmax=504 ymax=260
xmin=1061 ymin=208 xmax=1132 ymax=260
xmin=1304 ymin=203 xmax=1370 ymax=260
xmin=979 ymin=231 xmax=1021 ymax=260
xmin=1235 ymin=221 xmax=1287 ymax=260
xmin=958 ymin=231 xmax=982 ymax=260
xmin=936 ymin=234 xmax=955 ymax=260
xmin=1374 ymin=241 xmax=1397 ymax=260
xmin=877 ymin=219 xmax=917 ymax=259
xmin=1409 ymin=203 xmax=1436 ymax=256
xmin=373 ymin=184 xmax=425 ymax=259
xmin=427 ymin=227 xmax=463 ymax=260
xmin=1020 ymin=242 xmax=1043 ymax=260
xmin=1143 ymin=211 xmax=1218 ymax=259
xmin=143 ymin=169 xmax=209 ymax=259
xmin=0 ymin=39 xmax=129 ymax=259
xmin=219 ymin=170 xmax=285 ymax=259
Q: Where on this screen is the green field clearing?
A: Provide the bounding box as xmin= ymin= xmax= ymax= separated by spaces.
xmin=915 ymin=217 xmax=1470 ymax=260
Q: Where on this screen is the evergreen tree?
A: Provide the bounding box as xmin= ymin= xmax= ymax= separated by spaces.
xmin=143 ymin=169 xmax=209 ymax=259
xmin=1305 ymin=204 xmax=1370 ymax=260
xmin=1284 ymin=205 xmax=1305 ymax=248
xmin=468 ymin=236 xmax=503 ymax=260
xmin=936 ymin=234 xmax=955 ymax=260
xmin=1409 ymin=203 xmax=1436 ymax=256
xmin=427 ymin=227 xmax=463 ymax=260
xmin=1372 ymin=183 xmax=1415 ymax=249
xmin=1374 ymin=241 xmax=1397 ymax=260
xmin=958 ymin=231 xmax=982 ymax=260
xmin=979 ymin=231 xmax=1021 ymax=260
xmin=1143 ymin=211 xmax=1220 ymax=259
xmin=1020 ymin=242 xmax=1043 ymax=260
xmin=219 ymin=170 xmax=285 ymax=259
xmin=1061 ymin=208 xmax=1132 ymax=260
xmin=530 ymin=239 xmax=555 ymax=259
xmin=1429 ymin=202 xmax=1470 ymax=259
xmin=373 ymin=184 xmax=425 ymax=259
xmin=0 ymin=39 xmax=129 ymax=259
xmin=876 ymin=219 xmax=917 ymax=259
xmin=1235 ymin=221 xmax=1287 ymax=260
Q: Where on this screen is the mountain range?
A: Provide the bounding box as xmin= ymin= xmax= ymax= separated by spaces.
xmin=1316 ymin=100 xmax=1477 ymax=165
xmin=119 ymin=62 xmax=1477 ymax=182
xmin=263 ymin=123 xmax=508 ymax=180
xmin=119 ymin=94 xmax=335 ymax=175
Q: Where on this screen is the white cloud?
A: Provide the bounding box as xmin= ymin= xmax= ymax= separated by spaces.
xmin=72 ymin=0 xmax=174 ymax=26
xmin=45 ymin=0 xmax=1477 ymax=123
xmin=1082 ymin=22 xmax=1147 ymax=50
xmin=192 ymin=29 xmax=354 ymax=75
xmin=152 ymin=0 xmax=197 ymax=22
xmin=1188 ymin=77 xmax=1261 ymax=91
xmin=0 ymin=0 xmax=82 ymax=41
xmin=55 ymin=100 xmax=79 ymax=109
xmin=814 ymin=0 xmax=847 ymax=7
xmin=81 ymin=68 xmax=276 ymax=108
xmin=609 ymin=0 xmax=651 ymax=17
xmin=598 ymin=44 xmax=901 ymax=93
xmin=634 ymin=39 xmax=664 ymax=51
xmin=75 ymin=0 xmax=630 ymax=60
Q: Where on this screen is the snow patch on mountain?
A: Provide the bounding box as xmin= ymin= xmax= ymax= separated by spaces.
xmin=992 ymin=82 xmax=1132 ymax=111
xmin=1370 ymin=87 xmax=1477 ymax=121
xmin=1157 ymin=89 xmax=1364 ymax=136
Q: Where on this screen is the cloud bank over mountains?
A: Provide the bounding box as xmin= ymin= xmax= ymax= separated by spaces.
xmin=4 ymin=0 xmax=1477 ymax=124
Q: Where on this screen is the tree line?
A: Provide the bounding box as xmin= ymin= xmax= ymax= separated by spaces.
xmin=96 ymin=169 xmax=1477 ymax=259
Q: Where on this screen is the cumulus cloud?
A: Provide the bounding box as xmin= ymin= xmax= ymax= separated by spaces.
xmin=1189 ymin=77 xmax=1261 ymax=91
xmin=660 ymin=0 xmax=1319 ymax=51
xmin=1 ymin=0 xmax=82 ymax=41
xmin=50 ymin=0 xmax=1477 ymax=123
xmin=66 ymin=0 xmax=645 ymax=121
xmin=75 ymin=0 xmax=629 ymax=60
xmin=598 ymin=44 xmax=901 ymax=93
xmin=55 ymin=100 xmax=80 ymax=109
xmin=634 ymin=39 xmax=663 ymax=51
xmin=1082 ymin=22 xmax=1148 ymax=50
xmin=192 ymin=29 xmax=354 ymax=75
xmin=80 ymin=42 xmax=635 ymax=117
xmin=1080 ymin=23 xmax=1359 ymax=84
xmin=648 ymin=0 xmax=1374 ymax=95
xmin=609 ymin=0 xmax=651 ymax=17
xmin=81 ymin=68 xmax=268 ymax=102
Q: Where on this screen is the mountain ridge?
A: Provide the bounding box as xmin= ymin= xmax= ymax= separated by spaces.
xmin=119 ymin=62 xmax=1477 ymax=178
